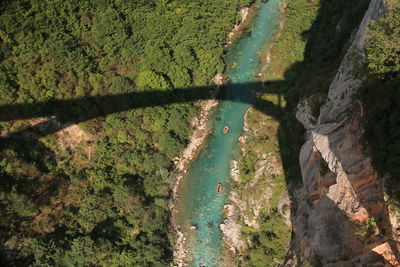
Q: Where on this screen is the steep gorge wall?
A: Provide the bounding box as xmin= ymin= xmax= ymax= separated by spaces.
xmin=291 ymin=0 xmax=400 ymax=265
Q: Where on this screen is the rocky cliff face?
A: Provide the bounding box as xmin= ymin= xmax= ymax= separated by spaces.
xmin=291 ymin=0 xmax=400 ymax=265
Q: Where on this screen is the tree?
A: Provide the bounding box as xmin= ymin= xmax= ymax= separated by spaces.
xmin=366 ymin=0 xmax=400 ymax=76
xmin=136 ymin=70 xmax=169 ymax=91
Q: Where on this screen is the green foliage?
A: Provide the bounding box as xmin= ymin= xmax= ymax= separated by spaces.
xmin=258 ymin=0 xmax=371 ymax=186
xmin=366 ymin=0 xmax=400 ymax=77
xmin=7 ymin=187 xmax=38 ymax=217
xmin=355 ymin=217 xmax=379 ymax=238
xmin=0 ymin=0 xmax=249 ymax=265
xmin=109 ymin=77 xmax=134 ymax=94
xmin=235 ymin=0 xmax=371 ymax=265
xmin=136 ymin=71 xmax=170 ymax=91
xmin=239 ymin=150 xmax=258 ymax=184
xmin=240 ymin=209 xmax=290 ymax=266
xmin=159 ymin=131 xmax=184 ymax=159
xmin=232 ymin=106 xmax=291 ymax=266
xmin=362 ymin=78 xmax=400 ymax=177
xmin=265 ymin=0 xmax=370 ymax=97
xmin=361 ymin=0 xmax=400 ymax=208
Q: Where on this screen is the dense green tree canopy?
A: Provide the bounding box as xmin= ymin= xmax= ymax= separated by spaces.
xmin=366 ymin=0 xmax=400 ymax=77
xmin=0 ymin=0 xmax=253 ymax=265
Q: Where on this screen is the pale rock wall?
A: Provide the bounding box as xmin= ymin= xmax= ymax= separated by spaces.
xmin=290 ymin=0 xmax=399 ymax=265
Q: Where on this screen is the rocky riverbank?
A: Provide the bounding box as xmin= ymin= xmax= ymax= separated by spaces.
xmin=171 ymin=4 xmax=257 ymax=266
xmin=171 ymin=96 xmax=218 ymax=267
xmin=220 ymin=1 xmax=291 ymax=262
xmin=226 ymin=7 xmax=250 ymax=47
xmin=220 ymin=107 xmax=291 ymax=262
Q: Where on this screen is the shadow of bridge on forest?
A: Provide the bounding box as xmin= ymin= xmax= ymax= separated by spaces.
xmin=1 ymin=0 xmax=393 ymax=264
xmin=0 ymin=81 xmax=286 ymax=140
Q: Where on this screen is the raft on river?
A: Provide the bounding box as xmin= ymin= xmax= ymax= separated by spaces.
xmin=223 ymin=126 xmax=229 ymax=134
xmin=216 ymin=183 xmax=223 ymax=194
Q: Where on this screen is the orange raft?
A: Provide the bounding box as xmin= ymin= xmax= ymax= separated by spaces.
xmin=223 ymin=126 xmax=229 ymax=134
xmin=216 ymin=183 xmax=223 ymax=194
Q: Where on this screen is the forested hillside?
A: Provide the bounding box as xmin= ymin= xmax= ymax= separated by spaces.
xmin=0 ymin=0 xmax=252 ymax=265
xmin=361 ymin=0 xmax=400 ymax=210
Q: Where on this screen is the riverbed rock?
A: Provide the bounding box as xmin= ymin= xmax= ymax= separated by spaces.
xmin=230 ymin=160 xmax=240 ymax=183
xmin=172 ymin=98 xmax=219 ymax=267
xmin=226 ymin=7 xmax=250 ymax=46
xmin=220 ymin=204 xmax=247 ymax=253
xmin=223 ymin=107 xmax=285 ymax=254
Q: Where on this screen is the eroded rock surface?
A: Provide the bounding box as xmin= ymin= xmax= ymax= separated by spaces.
xmin=290 ymin=0 xmax=399 ymax=265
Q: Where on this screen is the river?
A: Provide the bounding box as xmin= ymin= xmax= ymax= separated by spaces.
xmin=175 ymin=0 xmax=281 ymax=266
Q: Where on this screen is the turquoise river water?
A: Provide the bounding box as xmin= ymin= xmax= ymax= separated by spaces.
xmin=176 ymin=0 xmax=281 ymax=266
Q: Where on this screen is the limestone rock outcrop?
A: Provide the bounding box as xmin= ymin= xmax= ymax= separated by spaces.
xmin=290 ymin=0 xmax=400 ymax=265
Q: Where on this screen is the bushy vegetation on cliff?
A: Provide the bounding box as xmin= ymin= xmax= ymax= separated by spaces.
xmin=235 ymin=0 xmax=370 ymax=266
xmin=0 ymin=0 xmax=253 ymax=265
xmin=362 ymin=0 xmax=400 ymax=201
